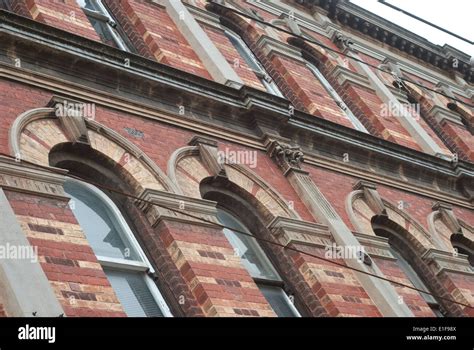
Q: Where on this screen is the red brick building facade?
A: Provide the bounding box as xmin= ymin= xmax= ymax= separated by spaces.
xmin=0 ymin=0 xmax=472 ymax=317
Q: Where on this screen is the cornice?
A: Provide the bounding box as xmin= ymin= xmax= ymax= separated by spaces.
xmin=249 ymin=1 xmax=473 ymax=96
xmin=0 ymin=10 xmax=473 ymax=209
xmin=298 ymin=0 xmax=473 ymax=83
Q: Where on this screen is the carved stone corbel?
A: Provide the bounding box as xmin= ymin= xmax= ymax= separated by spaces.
xmin=332 ymin=31 xmax=354 ymax=51
xmin=381 ymin=58 xmax=403 ymax=78
xmin=267 ymin=140 xmax=305 ymax=176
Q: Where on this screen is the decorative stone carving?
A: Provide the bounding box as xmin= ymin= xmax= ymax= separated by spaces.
xmin=354 ymin=232 xmax=396 ymax=260
xmin=423 ymin=248 xmax=473 ymax=276
xmin=268 ymin=216 xmax=332 ymax=248
xmin=332 ymin=31 xmax=354 ymax=51
xmin=381 ymin=58 xmax=403 ymax=78
xmin=267 ymin=140 xmax=305 ymax=175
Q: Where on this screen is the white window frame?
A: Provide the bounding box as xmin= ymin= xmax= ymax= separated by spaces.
xmin=306 ymin=62 xmax=368 ymax=133
xmin=218 ymin=208 xmax=300 ymax=317
xmin=224 ymin=29 xmax=284 ymax=97
xmin=77 ymin=0 xmax=130 ymax=52
xmin=65 ymin=179 xmax=172 ymax=317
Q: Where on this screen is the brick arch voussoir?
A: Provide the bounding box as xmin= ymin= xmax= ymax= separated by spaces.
xmin=371 ymin=214 xmax=465 ymax=316
xmin=10 ymin=107 xmax=178 ymax=197
xmin=168 ymin=146 xmax=299 ymax=223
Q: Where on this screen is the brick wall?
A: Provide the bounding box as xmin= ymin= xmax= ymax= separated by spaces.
xmin=113 ymin=0 xmax=212 ymax=78
xmin=202 ymin=24 xmax=265 ymax=91
xmin=5 ymin=190 xmax=126 ymax=317
xmin=23 ymin=0 xmax=101 ymax=41
xmin=0 ymin=0 xmax=472 ymax=318
xmin=0 ymin=305 xmax=6 ymax=317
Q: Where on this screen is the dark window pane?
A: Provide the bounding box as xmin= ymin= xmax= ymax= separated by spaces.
xmin=390 ymin=247 xmax=442 ymax=316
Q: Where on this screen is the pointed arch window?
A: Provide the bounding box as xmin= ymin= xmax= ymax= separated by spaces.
xmin=216 ymin=208 xmax=300 ymax=317
xmin=224 ymin=29 xmax=284 ymax=97
xmin=64 ymin=179 xmax=172 ymax=317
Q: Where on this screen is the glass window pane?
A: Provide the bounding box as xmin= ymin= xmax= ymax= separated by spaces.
xmin=390 ymin=247 xmax=438 ymax=304
xmin=224 ymin=30 xmax=282 ymax=97
xmin=216 ymin=209 xmax=280 ymax=281
xmin=64 ymin=182 xmax=140 ymax=261
xmin=258 ymin=284 xmax=298 ymax=317
xmin=306 ymin=63 xmax=367 ymax=132
xmin=226 ymin=32 xmax=261 ymax=73
xmin=87 ymin=16 xmax=120 ymax=49
xmin=104 ymin=268 xmax=164 ymax=317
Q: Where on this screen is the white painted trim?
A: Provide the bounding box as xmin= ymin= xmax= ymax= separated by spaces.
xmin=65 ymin=179 xmax=173 ymax=317
xmin=224 ymin=29 xmax=284 ymax=97
xmin=306 ymin=62 xmax=368 ymax=133
xmin=98 ymin=256 xmax=148 ymax=271
xmin=78 ymin=0 xmax=130 ymax=51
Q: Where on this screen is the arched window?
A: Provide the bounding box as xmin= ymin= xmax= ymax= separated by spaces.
xmin=64 ymin=179 xmax=172 ymax=317
xmin=447 ymin=103 xmax=474 ymax=136
xmin=224 ymin=29 xmax=284 ymax=97
xmin=216 ymin=208 xmax=300 ymax=317
xmin=451 ymin=235 xmax=474 ymax=267
xmin=389 ymin=245 xmax=444 ymax=317
xmin=305 ymin=62 xmax=368 ymax=133
xmin=454 ymin=245 xmax=474 ymax=266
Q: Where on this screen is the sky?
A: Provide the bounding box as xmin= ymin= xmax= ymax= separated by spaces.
xmin=349 ymin=0 xmax=473 ymax=58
